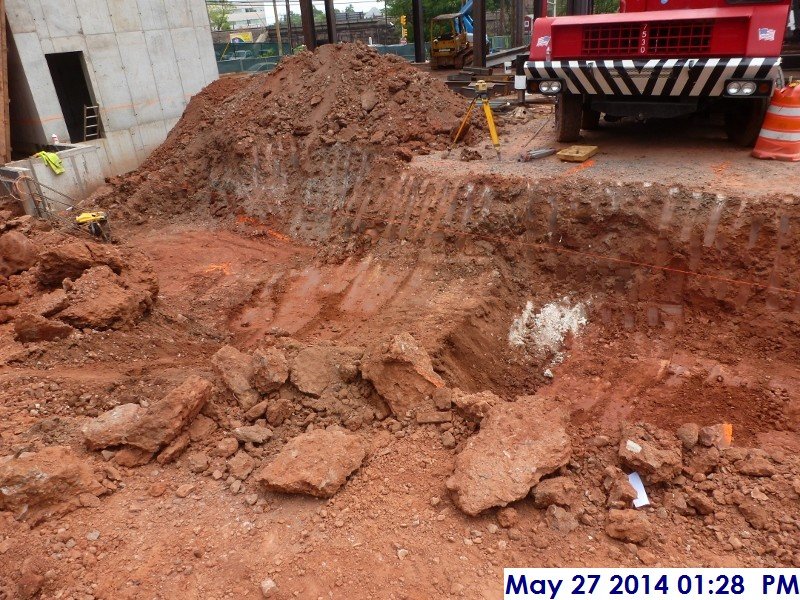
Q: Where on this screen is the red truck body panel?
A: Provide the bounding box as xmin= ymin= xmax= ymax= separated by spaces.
xmin=528 ymin=2 xmax=791 ymax=61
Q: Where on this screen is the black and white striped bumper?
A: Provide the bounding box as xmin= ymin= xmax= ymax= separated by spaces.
xmin=523 ymin=57 xmax=782 ymax=97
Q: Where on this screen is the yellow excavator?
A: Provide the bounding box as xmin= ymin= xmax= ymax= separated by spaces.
xmin=430 ymin=11 xmax=473 ymax=69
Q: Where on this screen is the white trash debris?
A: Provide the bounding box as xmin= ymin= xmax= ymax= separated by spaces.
xmin=628 ymin=472 xmax=650 ymax=508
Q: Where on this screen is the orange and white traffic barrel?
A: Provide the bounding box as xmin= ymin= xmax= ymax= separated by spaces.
xmin=752 ymin=84 xmax=800 ymax=161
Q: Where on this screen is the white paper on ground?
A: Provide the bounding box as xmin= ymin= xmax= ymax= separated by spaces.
xmin=628 ymin=472 xmax=650 ymax=508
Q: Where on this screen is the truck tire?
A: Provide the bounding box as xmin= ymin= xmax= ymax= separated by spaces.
xmin=725 ymin=99 xmax=768 ymax=147
xmin=556 ymin=93 xmax=582 ymax=143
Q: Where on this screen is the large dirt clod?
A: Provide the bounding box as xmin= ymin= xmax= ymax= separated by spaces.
xmin=58 ymin=265 xmax=156 ymax=329
xmin=211 ymin=345 xmax=260 ymax=410
xmin=82 ymin=375 xmax=212 ymax=455
xmin=13 ymin=312 xmax=74 ymax=343
xmin=254 ymin=428 xmax=366 ymax=498
xmin=0 ymin=446 xmax=105 ymax=524
xmin=361 ymin=332 xmax=444 ymax=416
xmin=0 ymin=230 xmax=38 ymax=277
xmin=290 ymin=344 xmax=362 ymax=398
xmin=36 ymin=240 xmax=124 ymax=287
xmin=446 ymin=396 xmax=571 ymax=516
xmin=618 ymin=423 xmax=683 ymax=484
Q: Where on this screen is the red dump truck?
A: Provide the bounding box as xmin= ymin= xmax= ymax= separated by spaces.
xmin=516 ymin=0 xmax=793 ymax=145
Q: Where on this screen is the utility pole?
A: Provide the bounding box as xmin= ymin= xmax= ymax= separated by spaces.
xmin=271 ymin=0 xmax=284 ymax=55
xmin=285 ymin=0 xmax=294 ymax=50
xmin=411 ymin=0 xmax=424 ymax=63
xmin=473 ymin=0 xmax=486 ymax=67
xmin=512 ymin=0 xmax=524 ymax=47
xmin=324 ymin=0 xmax=337 ymax=43
xmin=0 ymin=0 xmax=9 ymax=162
xmin=298 ymin=0 xmax=317 ymax=49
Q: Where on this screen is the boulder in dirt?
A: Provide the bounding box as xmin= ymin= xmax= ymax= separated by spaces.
xmin=603 ymin=466 xmax=638 ymax=508
xmin=451 ymin=389 xmax=501 ymax=423
xmin=84 ymin=376 xmax=212 ymax=455
xmin=676 ymin=423 xmax=700 ymax=450
xmin=125 ymin=376 xmax=212 ymax=453
xmin=252 ymin=346 xmax=289 ymax=394
xmin=233 ymin=425 xmax=273 ymax=444
xmin=0 ymin=230 xmax=37 ymax=277
xmin=446 ymin=395 xmax=571 ymax=516
xmin=254 ymin=428 xmax=366 ymax=498
xmin=605 ymin=509 xmax=651 ymax=544
xmin=82 ymin=403 xmax=144 ymax=450
xmin=533 ymin=476 xmax=576 ymax=508
xmin=736 ymin=455 xmax=776 ymax=477
xmin=618 ymin=423 xmax=682 ymax=484
xmin=58 ymin=265 xmax=155 ymax=329
xmin=289 ymin=344 xmax=363 ymax=398
xmin=698 ymin=423 xmax=733 ymax=449
xmin=229 ymin=450 xmax=256 ymax=480
xmin=36 ymin=240 xmax=124 ymax=287
xmin=361 ymin=332 xmax=444 ymax=416
xmin=546 ymin=504 xmax=578 ymax=533
xmin=0 ymin=446 xmax=105 ymax=524
xmin=13 ymin=312 xmax=74 ymax=343
xmin=211 ymin=345 xmax=260 ymax=410
xmin=34 ymin=289 xmax=69 ymax=317
xmin=265 ymin=398 xmax=294 ymax=426
xmin=738 ymin=500 xmax=769 ymax=530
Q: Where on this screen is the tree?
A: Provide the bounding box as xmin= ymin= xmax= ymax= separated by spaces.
xmin=208 ymin=0 xmax=234 ymax=31
xmin=385 ymin=0 xmax=499 ymax=43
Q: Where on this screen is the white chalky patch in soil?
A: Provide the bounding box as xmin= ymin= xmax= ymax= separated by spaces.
xmin=508 ymin=297 xmax=588 ymax=363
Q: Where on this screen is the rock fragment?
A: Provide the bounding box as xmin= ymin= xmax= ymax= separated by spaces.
xmin=212 ymin=345 xmax=260 ymax=410
xmin=254 ymin=428 xmax=366 ymax=498
xmin=0 ymin=230 xmax=37 ymax=276
xmin=605 ymin=509 xmax=651 ymax=544
xmin=82 ymin=376 xmax=212 ymax=457
xmin=233 ymin=425 xmax=273 ymax=444
xmin=252 ymin=347 xmax=289 ymax=394
xmin=290 ymin=344 xmax=362 ymax=397
xmin=361 ymin=332 xmax=444 ymax=415
xmin=451 ymin=389 xmax=500 ymax=423
xmin=446 ymin=396 xmax=571 ymax=516
xmin=676 ymin=423 xmax=700 ymax=450
xmin=13 ymin=313 xmax=74 ymax=343
xmin=0 ymin=446 xmax=104 ymax=524
xmin=618 ymin=423 xmax=682 ymax=484
xmin=533 ymin=476 xmax=576 ymax=508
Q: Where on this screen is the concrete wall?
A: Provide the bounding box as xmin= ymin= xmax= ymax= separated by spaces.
xmin=5 ymin=0 xmax=218 ymax=188
xmin=2 ymin=143 xmax=110 ymax=207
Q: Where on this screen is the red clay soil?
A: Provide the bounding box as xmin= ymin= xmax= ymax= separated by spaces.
xmin=1 ymin=43 xmax=799 ymax=600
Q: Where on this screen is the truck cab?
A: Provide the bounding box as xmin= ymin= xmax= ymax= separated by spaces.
xmin=516 ymin=0 xmax=793 ymax=144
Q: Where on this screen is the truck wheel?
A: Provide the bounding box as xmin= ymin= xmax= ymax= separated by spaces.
xmin=725 ymin=99 xmax=768 ymax=147
xmin=556 ymin=93 xmax=582 ymax=143
xmin=581 ymin=107 xmax=601 ymax=130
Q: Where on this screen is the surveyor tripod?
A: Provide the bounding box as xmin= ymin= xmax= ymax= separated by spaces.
xmin=451 ymin=80 xmax=501 ymax=160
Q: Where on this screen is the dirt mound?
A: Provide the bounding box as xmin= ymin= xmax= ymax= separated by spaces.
xmin=96 ymin=42 xmax=468 ymax=219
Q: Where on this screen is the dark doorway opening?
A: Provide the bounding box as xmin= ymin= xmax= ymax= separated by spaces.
xmin=45 ymin=51 xmax=98 ymax=143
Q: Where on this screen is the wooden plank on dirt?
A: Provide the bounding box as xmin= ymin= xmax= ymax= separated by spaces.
xmin=556 ymin=145 xmax=598 ymax=163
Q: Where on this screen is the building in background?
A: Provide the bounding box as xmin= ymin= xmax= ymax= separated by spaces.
xmin=2 ymin=0 xmax=218 ymax=199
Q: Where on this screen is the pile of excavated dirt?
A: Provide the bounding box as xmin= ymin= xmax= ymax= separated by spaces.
xmin=96 ymin=43 xmax=471 ymax=220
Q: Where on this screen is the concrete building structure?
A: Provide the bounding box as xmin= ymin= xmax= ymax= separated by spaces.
xmin=3 ymin=0 xmax=218 ymax=198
